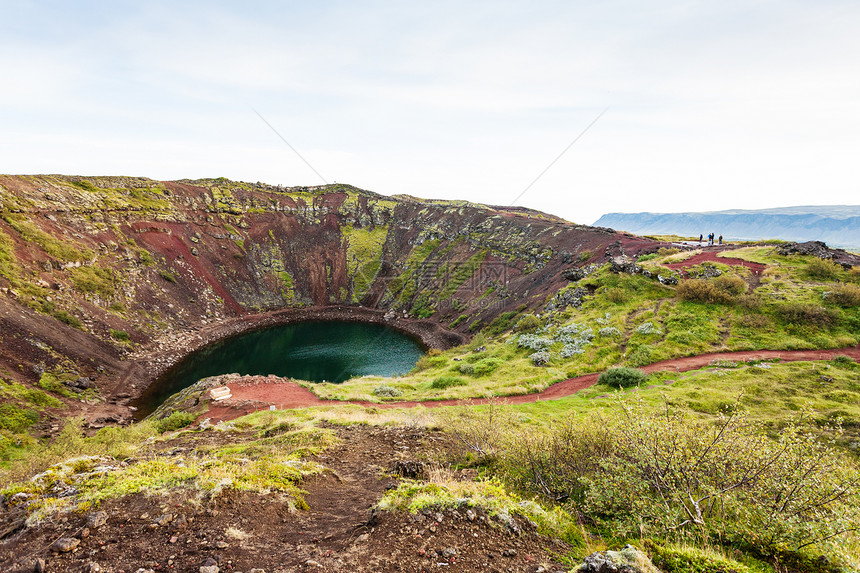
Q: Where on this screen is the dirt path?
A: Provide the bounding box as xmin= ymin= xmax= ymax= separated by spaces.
xmin=204 ymin=345 xmax=860 ymax=422
xmin=664 ymin=250 xmax=767 ymax=275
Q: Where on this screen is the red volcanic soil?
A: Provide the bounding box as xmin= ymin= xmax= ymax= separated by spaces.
xmin=663 ymin=249 xmax=766 ymax=275
xmin=203 ymin=345 xmax=860 ymax=423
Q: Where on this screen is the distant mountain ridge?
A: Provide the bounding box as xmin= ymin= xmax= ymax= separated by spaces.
xmin=593 ymin=205 xmax=860 ymax=249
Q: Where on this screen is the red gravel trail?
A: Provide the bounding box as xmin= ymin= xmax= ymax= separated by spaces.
xmin=663 ymin=250 xmax=767 ymax=275
xmin=204 ymin=345 xmax=860 ymax=423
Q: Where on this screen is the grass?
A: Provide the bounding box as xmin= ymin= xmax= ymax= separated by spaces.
xmin=377 ymin=470 xmax=586 ymax=550
xmin=69 ymin=264 xmax=115 ymax=298
xmin=1 ymin=214 xmax=92 ymax=262
xmin=343 ymin=224 xmax=388 ymax=302
xmin=0 ymin=416 xmax=336 ymax=521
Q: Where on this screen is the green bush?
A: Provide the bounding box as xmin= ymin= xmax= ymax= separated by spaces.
xmin=514 ymin=314 xmax=541 ymax=333
xmin=806 ymin=258 xmax=842 ymax=281
xmin=52 ymin=310 xmax=83 ymax=329
xmin=827 ymin=283 xmax=860 ymax=307
xmin=155 ymin=411 xmax=195 ymax=433
xmin=458 ymin=363 xmax=476 ymax=375
xmin=160 ymin=270 xmax=177 ymax=283
xmin=0 ymin=404 xmax=39 ymax=433
xmin=598 ymin=367 xmax=647 ymax=388
xmin=605 ymin=287 xmax=628 ymax=304
xmin=431 ymin=376 xmax=467 ymax=389
xmin=676 ymin=277 xmax=745 ymax=304
xmin=774 ymin=303 xmax=836 ymax=327
xmin=372 ymin=385 xmax=403 ymax=398
xmin=484 ymin=311 xmax=519 ymax=336
xmin=505 ymin=399 xmax=860 ymax=560
xmin=110 ymin=329 xmax=131 ymax=342
xmin=472 ymin=357 xmax=503 ymax=376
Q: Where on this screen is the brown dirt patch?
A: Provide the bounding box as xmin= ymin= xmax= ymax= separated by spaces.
xmin=0 ymin=425 xmax=568 ymax=572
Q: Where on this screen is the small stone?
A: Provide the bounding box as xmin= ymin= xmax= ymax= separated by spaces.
xmin=248 ymin=569 xmax=266 ymax=573
xmin=502 ymin=548 xmax=518 ymax=557
xmin=304 ymin=560 xmax=322 ymax=568
xmin=152 ymin=513 xmax=173 ymax=527
xmin=441 ymin=547 xmax=457 ymax=558
xmin=465 ymin=509 xmax=476 ymax=521
xmin=199 ymin=567 xmax=219 ymax=573
xmin=355 ymin=533 xmax=369 ymax=543
xmin=215 ymin=541 xmax=229 ymax=549
xmin=170 ymin=535 xmax=179 ymax=543
xmin=50 ymin=537 xmax=80 ymax=553
xmin=80 ymin=527 xmax=90 ymax=538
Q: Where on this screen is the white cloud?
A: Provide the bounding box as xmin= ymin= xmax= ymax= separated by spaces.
xmin=1 ymin=0 xmax=858 ymax=226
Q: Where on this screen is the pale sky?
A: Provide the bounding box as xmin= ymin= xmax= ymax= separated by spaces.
xmin=2 ymin=0 xmax=858 ymax=225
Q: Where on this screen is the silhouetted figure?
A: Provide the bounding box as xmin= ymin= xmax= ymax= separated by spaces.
xmin=718 ymin=235 xmax=723 ymax=245
xmin=698 ymin=234 xmax=703 ymax=245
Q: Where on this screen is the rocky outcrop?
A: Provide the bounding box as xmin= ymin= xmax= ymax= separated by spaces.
xmin=776 ymin=241 xmax=860 ymax=268
xmin=578 ymin=545 xmax=660 ymax=573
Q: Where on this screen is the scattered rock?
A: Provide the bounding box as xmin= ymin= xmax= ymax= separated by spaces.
xmin=392 ymin=460 xmax=425 ymax=479
xmin=50 ymin=536 xmax=80 ymax=553
xmin=579 ymin=544 xmax=660 ymax=573
xmin=441 ymin=547 xmax=457 ymax=558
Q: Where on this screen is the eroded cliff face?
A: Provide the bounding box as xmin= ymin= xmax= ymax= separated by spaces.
xmin=0 ymin=175 xmax=657 ymax=407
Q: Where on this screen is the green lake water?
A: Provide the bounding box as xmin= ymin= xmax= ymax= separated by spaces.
xmin=134 ymin=320 xmax=425 ymax=417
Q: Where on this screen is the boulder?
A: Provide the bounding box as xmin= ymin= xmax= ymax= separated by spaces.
xmin=579 ymin=545 xmax=660 ymax=573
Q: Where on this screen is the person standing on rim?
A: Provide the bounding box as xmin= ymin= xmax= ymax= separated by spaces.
xmin=719 ymin=234 xmax=723 ymax=245
xmin=698 ymin=233 xmax=703 ymax=245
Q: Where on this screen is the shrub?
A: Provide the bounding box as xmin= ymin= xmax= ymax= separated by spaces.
xmin=431 ymin=376 xmax=467 ymax=389
xmin=513 ymin=314 xmax=541 ymax=333
xmin=484 ymin=311 xmax=519 ymax=336
xmin=530 ymin=350 xmax=551 ymax=366
xmin=831 ymin=355 xmax=857 ymax=368
xmin=827 ymin=283 xmax=860 ymax=307
xmin=605 ymin=287 xmax=628 ymax=304
xmin=159 ymin=270 xmax=177 ymax=283
xmin=635 ymin=321 xmax=661 ymax=335
xmin=676 ymin=277 xmax=743 ymax=304
xmin=372 ymin=385 xmax=403 ymax=398
xmin=155 ymin=411 xmax=195 ymax=433
xmin=52 ymin=310 xmax=83 ymax=329
xmin=506 ymin=398 xmax=860 ymax=558
xmin=712 ymin=274 xmax=746 ymax=297
xmin=598 ymin=367 xmax=647 ymax=388
xmin=0 ymin=404 xmax=39 ymax=433
xmin=472 ymin=357 xmax=503 ymax=376
xmin=560 ymin=344 xmax=585 ymax=358
xmin=774 ymin=303 xmax=836 ymax=327
xmin=516 ymin=335 xmax=553 ymax=352
xmin=806 ymin=258 xmax=842 ymax=281
xmin=110 ymin=329 xmax=130 ymax=342
xmin=598 ymin=326 xmax=622 ymax=338
xmin=458 ymin=363 xmax=475 ymax=375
